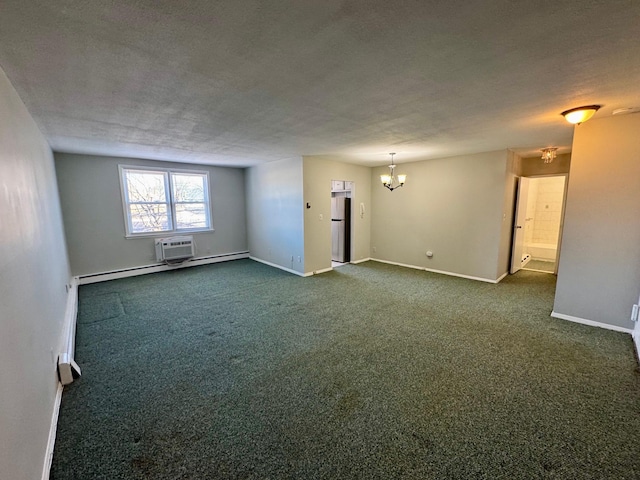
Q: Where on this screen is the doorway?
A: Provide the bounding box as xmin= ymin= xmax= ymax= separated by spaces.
xmin=511 ymin=175 xmax=568 ymax=275
xmin=331 ymin=180 xmax=353 ymax=268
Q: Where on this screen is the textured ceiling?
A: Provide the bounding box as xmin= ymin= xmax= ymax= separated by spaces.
xmin=0 ymin=0 xmax=639 ymax=167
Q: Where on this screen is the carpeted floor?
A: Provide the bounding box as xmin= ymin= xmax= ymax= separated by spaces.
xmin=51 ymin=259 xmax=640 ymax=479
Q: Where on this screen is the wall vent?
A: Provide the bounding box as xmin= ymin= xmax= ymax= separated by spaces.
xmin=155 ymin=236 xmax=195 ymax=263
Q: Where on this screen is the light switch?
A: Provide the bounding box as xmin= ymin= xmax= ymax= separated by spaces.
xmin=319 ymin=214 xmax=323 ymax=220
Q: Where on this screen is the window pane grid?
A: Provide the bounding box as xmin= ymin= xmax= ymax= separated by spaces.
xmin=120 ymin=166 xmax=211 ymax=236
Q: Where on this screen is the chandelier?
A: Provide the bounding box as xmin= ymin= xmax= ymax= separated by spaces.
xmin=541 ymin=147 xmax=558 ymax=164
xmin=380 ymin=153 xmax=406 ymax=191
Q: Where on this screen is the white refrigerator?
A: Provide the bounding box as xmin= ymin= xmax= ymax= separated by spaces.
xmin=331 ymin=197 xmax=351 ymax=262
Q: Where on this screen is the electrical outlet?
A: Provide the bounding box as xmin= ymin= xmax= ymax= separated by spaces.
xmin=298 ymin=256 xmax=301 ymax=263
xmin=319 ymin=214 xmax=323 ymax=220
xmin=372 ymin=247 xmax=377 ymax=253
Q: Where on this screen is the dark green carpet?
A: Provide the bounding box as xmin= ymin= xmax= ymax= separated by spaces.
xmin=51 ymin=259 xmax=640 ymax=479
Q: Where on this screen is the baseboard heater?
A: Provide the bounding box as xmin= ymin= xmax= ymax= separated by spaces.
xmin=155 ymin=235 xmax=195 ymax=264
xmin=58 ymin=280 xmax=82 ymax=385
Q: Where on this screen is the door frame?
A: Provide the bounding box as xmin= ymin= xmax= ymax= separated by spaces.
xmin=510 ymin=176 xmax=531 ymax=274
xmin=554 ymin=173 xmax=570 ymax=275
xmin=329 ymin=179 xmax=355 ymax=264
xmin=511 ymin=173 xmax=569 ymax=275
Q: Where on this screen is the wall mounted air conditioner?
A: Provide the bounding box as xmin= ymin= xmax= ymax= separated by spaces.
xmin=155 ymin=236 xmax=195 ymax=263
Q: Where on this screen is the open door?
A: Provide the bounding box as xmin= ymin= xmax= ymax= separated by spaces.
xmin=510 ymin=177 xmax=531 ymax=274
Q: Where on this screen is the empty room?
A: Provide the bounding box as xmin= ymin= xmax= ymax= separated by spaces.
xmin=1 ymin=1 xmax=639 ymax=479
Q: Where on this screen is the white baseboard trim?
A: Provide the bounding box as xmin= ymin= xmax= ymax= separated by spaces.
xmin=550 ymin=311 xmax=633 ymax=334
xmin=351 ymin=258 xmax=371 ymax=264
xmin=495 ymin=272 xmax=508 ymax=283
xmin=370 ymin=258 xmax=502 ymax=284
xmin=633 ymin=328 xmax=640 ymax=362
xmin=248 ymin=256 xmax=307 ymax=277
xmin=250 ymin=257 xmax=371 ymax=276
xmin=42 ymin=382 xmax=63 ymax=480
xmin=78 ymin=252 xmax=250 ymax=284
xmin=311 ymin=267 xmax=333 ymax=275
xmin=372 ymin=258 xmax=423 ymax=272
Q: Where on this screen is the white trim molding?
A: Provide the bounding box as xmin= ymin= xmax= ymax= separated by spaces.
xmin=370 ymin=258 xmax=505 ymax=284
xmin=632 ymin=321 xmax=640 ymax=361
xmin=79 ymin=252 xmax=250 ymax=285
xmin=551 ymin=311 xmax=633 ymax=334
xmin=42 ymin=382 xmax=63 ymax=480
xmin=249 ymin=256 xmax=307 ymax=277
xmin=351 ymin=258 xmax=371 ymax=265
xmin=311 ymin=267 xmax=333 ymax=275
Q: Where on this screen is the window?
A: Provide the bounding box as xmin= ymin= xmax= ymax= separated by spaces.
xmin=119 ymin=166 xmax=212 ymax=236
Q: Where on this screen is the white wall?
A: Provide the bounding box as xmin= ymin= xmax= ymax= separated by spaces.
xmin=554 ymin=113 xmax=640 ymax=330
xmin=0 ymin=69 xmax=71 ymax=480
xmin=246 ymin=158 xmax=305 ymax=274
xmin=524 ymin=180 xmax=538 ymax=245
xmin=370 ymin=150 xmax=510 ymax=281
xmin=55 ymin=153 xmax=248 ymax=276
xmin=529 ymin=176 xmax=565 ymax=246
xmin=303 ymin=156 xmax=372 ymax=274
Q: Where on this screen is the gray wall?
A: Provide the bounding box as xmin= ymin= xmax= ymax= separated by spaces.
xmin=370 ymin=150 xmax=509 ymax=281
xmin=0 ymin=69 xmax=71 ymax=480
xmin=55 ymin=153 xmax=247 ymax=276
xmin=554 ymin=114 xmax=640 ymax=329
xmin=303 ymin=156 xmax=372 ymax=274
xmin=246 ymin=158 xmax=305 ymax=274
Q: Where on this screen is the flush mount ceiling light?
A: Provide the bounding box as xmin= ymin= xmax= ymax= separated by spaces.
xmin=561 ymin=105 xmax=600 ymax=124
xmin=541 ymin=147 xmax=558 ymax=164
xmin=380 ymin=153 xmax=406 ymax=191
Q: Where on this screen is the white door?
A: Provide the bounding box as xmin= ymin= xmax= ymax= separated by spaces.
xmin=510 ymin=177 xmax=531 ymax=274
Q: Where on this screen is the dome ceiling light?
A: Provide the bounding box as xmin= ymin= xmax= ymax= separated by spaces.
xmin=561 ymin=105 xmax=601 ymax=124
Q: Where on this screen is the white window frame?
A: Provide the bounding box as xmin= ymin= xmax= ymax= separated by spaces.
xmin=119 ymin=165 xmax=213 ymax=238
